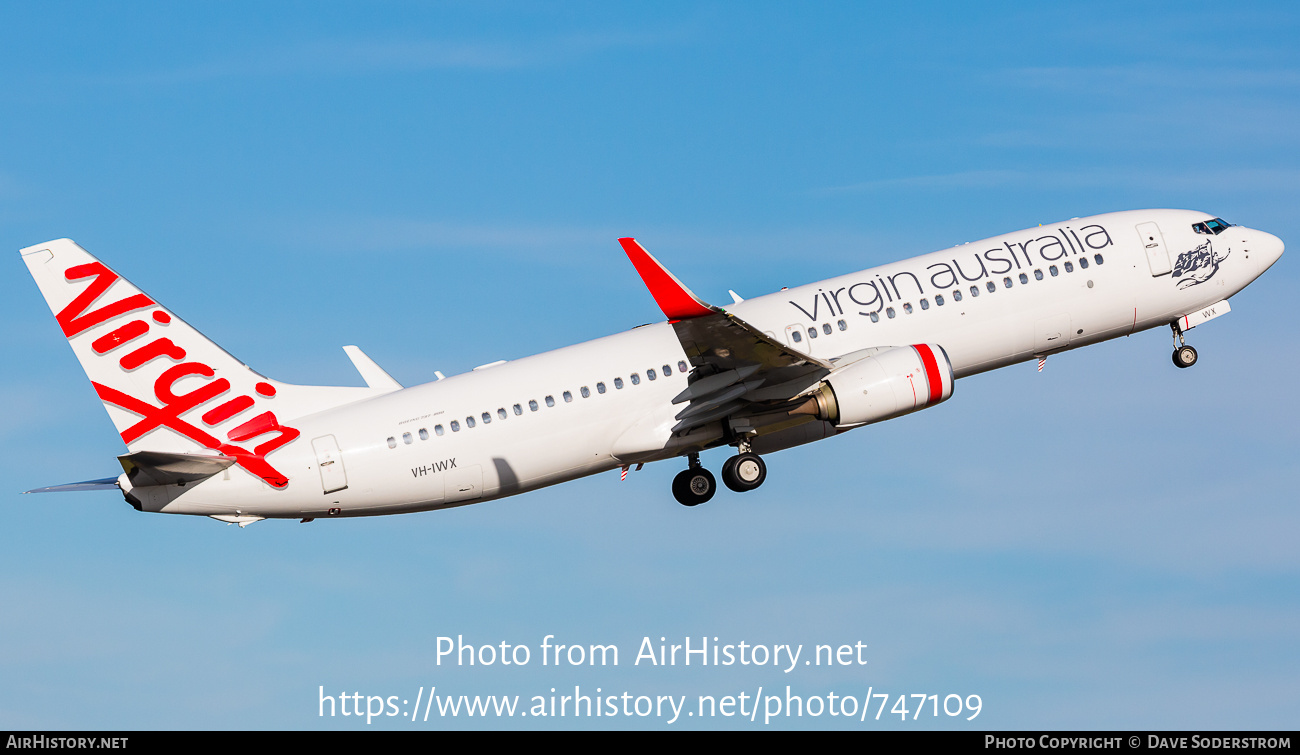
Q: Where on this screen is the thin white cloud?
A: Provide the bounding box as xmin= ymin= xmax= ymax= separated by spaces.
xmin=817 ymin=167 xmax=1300 ymax=196
xmin=282 ymin=216 xmax=617 ymax=254
xmin=88 ymin=30 xmax=679 ymax=85
xmin=0 ymin=171 xmax=22 ymax=200
xmin=816 ymin=170 xmax=1029 ymax=194
xmin=993 ymin=64 xmax=1300 ymax=93
xmin=273 ymin=214 xmax=904 ymax=268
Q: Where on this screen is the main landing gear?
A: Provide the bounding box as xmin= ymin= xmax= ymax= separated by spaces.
xmin=672 ymin=454 xmax=715 ymax=507
xmin=721 ymin=452 xmax=766 ymax=492
xmin=1170 ymin=322 xmax=1198 ymax=369
xmin=671 ymin=441 xmax=768 ymax=507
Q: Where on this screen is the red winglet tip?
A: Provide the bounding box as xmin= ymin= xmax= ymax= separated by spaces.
xmin=619 ymin=238 xmax=714 ymax=321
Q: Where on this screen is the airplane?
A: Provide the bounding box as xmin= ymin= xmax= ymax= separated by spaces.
xmin=19 ymin=209 xmax=1284 ymax=525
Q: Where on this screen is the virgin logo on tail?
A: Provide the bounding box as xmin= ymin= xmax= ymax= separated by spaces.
xmin=58 ymin=262 xmax=300 ymax=488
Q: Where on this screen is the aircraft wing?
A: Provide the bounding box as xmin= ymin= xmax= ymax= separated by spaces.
xmin=620 ymin=238 xmax=833 ymax=435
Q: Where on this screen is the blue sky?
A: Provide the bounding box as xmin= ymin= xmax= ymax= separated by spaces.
xmin=1 ymin=1 xmax=1297 ymax=729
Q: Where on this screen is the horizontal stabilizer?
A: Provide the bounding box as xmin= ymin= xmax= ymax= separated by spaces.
xmin=118 ymin=450 xmax=236 ymax=487
xmin=24 ymin=477 xmax=120 ymax=494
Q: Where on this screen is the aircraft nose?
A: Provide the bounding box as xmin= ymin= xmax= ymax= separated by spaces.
xmin=1255 ymin=229 xmax=1284 ymax=275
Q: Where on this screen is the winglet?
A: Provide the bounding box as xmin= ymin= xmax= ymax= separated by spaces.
xmin=343 ymin=345 xmax=403 ymax=392
xmin=619 ymin=238 xmax=716 ymax=320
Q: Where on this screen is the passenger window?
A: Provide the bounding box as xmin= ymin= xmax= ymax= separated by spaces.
xmin=403 ymin=432 xmax=413 ymax=444
xmin=886 ymin=307 xmax=896 ymax=319
xmin=451 ymin=420 xmax=461 ymax=432
xmin=823 ymin=322 xmax=833 ymax=335
xmin=631 ymin=373 xmax=641 ymax=385
xmin=903 ymin=303 xmax=913 ymax=314
xmin=597 ymin=382 xmax=606 ymax=394
xmin=936 ymin=295 xmax=945 ymax=306
xmin=1050 ymin=265 xmax=1059 ymax=276
xmin=387 ymin=436 xmax=397 ymax=449
xmin=837 ymin=319 xmax=847 ymax=331
xmin=869 ymin=311 xmax=880 ymax=323
xmin=920 ymin=299 xmax=929 ymax=310
xmin=563 ymin=391 xmax=573 ymax=403
xmin=807 ymin=327 xmax=818 ymax=339
xmin=1065 ymin=261 xmax=1074 ymax=273
xmin=529 ymin=400 xmax=539 ymax=412
xmin=513 ymin=404 xmax=522 ymax=415
xmin=581 ymin=386 xmax=590 ymax=398
xmin=792 ymin=331 xmax=803 ymax=342
xmin=986 ymin=281 xmax=996 ymax=293
xmin=1019 ymin=273 xmax=1028 ymax=284
xmin=435 ymin=424 xmax=445 ymax=436
xmin=615 ymin=377 xmax=625 ymax=389
xmin=678 ymin=361 xmax=688 ymax=373
xmin=970 ymin=285 xmax=980 ymax=297
xmin=663 ymin=364 xmax=672 ymax=377
xmin=1003 ymin=277 xmax=1013 ymax=288
xmin=419 ymin=428 xmax=429 ymax=441
xmin=466 ymin=416 xmax=476 ymax=428
xmin=481 ymin=412 xmax=491 ymax=424
xmin=498 ymin=408 xmax=507 ymax=419
xmin=648 ymin=369 xmax=657 ymax=380
xmin=953 ymin=289 xmax=963 ymax=301
xmin=545 ymin=396 xmax=555 ymax=407
xmin=1079 ymin=257 xmax=1089 ymax=269
xmin=1034 ymin=269 xmax=1043 ymax=281
xmin=1094 ymin=253 xmax=1104 ymax=265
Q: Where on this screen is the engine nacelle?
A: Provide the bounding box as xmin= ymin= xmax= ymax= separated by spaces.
xmin=792 ymin=344 xmax=954 ymax=428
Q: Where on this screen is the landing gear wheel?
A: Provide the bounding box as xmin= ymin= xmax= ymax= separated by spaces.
xmin=672 ymin=467 xmax=716 ymax=506
xmin=722 ymin=452 xmax=767 ymax=493
xmin=1173 ymin=345 xmax=1198 ymax=369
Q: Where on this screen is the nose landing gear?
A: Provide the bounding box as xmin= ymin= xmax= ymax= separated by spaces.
xmin=1170 ymin=322 xmax=1198 ymax=369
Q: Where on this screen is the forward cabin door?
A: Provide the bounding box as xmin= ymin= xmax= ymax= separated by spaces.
xmin=1034 ymin=313 xmax=1072 ymax=354
xmin=311 ymin=435 xmax=349 ymax=494
xmin=1136 ymin=222 xmax=1172 ymax=276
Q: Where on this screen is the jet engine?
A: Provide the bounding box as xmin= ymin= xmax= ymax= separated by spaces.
xmin=791 ymin=344 xmax=953 ymax=427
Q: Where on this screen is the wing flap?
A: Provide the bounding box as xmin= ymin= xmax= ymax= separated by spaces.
xmin=671 ymin=364 xmax=762 ymax=405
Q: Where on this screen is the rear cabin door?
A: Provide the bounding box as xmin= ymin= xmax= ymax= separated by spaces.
xmin=311 ymin=435 xmax=349 ymax=494
xmin=445 ymin=464 xmax=483 ymax=504
xmin=1136 ymin=222 xmax=1172 ymax=276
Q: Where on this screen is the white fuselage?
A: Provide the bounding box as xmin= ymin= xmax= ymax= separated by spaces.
xmin=126 ymin=209 xmax=1283 ymax=519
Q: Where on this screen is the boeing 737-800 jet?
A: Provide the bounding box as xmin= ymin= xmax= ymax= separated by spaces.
xmin=20 ymin=209 xmax=1284 ymax=525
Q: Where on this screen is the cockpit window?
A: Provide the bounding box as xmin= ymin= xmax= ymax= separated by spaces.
xmin=1193 ymin=218 xmax=1232 ymax=235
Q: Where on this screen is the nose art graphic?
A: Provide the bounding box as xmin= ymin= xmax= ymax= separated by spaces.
xmin=1172 ymin=240 xmax=1229 ymax=289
